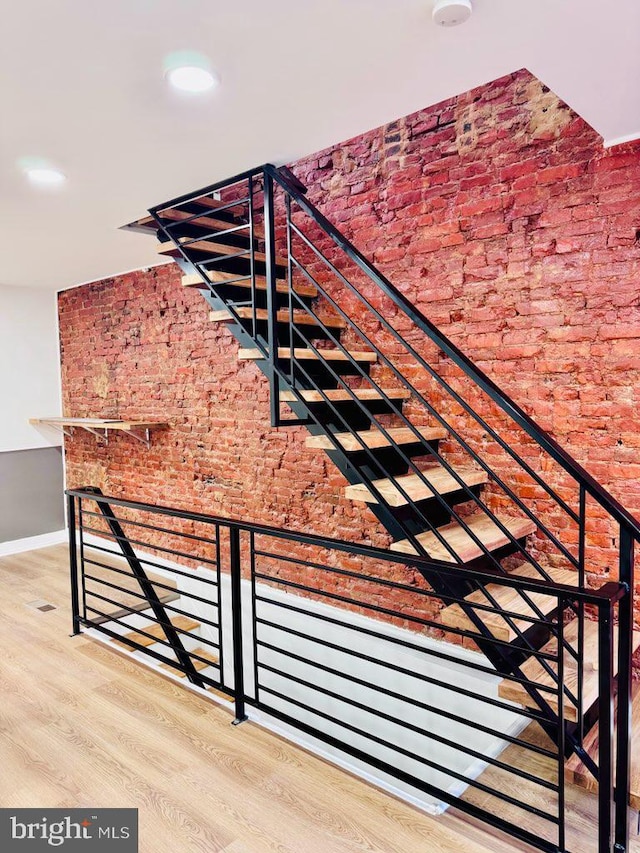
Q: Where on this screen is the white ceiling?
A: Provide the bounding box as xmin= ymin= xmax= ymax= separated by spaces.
xmin=1 ymin=0 xmax=639 ymax=291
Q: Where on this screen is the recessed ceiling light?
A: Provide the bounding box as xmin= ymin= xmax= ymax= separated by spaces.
xmin=167 ymin=65 xmax=217 ymax=93
xmin=18 ymin=157 xmax=66 ymax=188
xmin=433 ymin=0 xmax=473 ymax=27
xmin=164 ymin=51 xmax=218 ymax=94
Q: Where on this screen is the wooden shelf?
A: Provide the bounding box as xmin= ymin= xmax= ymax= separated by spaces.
xmin=30 ymin=418 xmax=167 ymax=447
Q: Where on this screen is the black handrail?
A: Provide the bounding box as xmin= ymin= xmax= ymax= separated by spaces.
xmin=67 ymin=487 xmax=622 ymax=605
xmin=264 ymin=163 xmax=640 ymax=543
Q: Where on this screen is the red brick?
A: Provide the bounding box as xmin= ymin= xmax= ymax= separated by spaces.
xmin=59 ymin=68 xmax=640 ymax=635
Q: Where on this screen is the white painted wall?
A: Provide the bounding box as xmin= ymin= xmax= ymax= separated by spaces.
xmin=0 ymin=284 xmax=61 ymax=452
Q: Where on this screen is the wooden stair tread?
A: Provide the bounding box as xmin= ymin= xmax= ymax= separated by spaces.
xmin=111 ymin=616 xmax=200 ymax=650
xmin=238 ymin=347 xmax=376 ymax=363
xmin=390 ymin=513 xmax=537 ymax=561
xmin=160 ymin=646 xmax=220 ymax=678
xmin=345 ymin=465 xmax=487 ymax=507
xmin=84 ymin=561 xmax=178 ymax=625
xmin=190 ymin=195 xmax=248 ymax=218
xmin=160 ymin=237 xmax=285 ymax=268
xmin=132 ymin=209 xmax=265 ymax=240
xmin=565 ymin=686 xmax=640 ymax=808
xmin=305 ymin=425 xmax=447 ymax=452
xmin=498 ymin=619 xmax=639 ymax=722
xmin=280 ymin=388 xmax=411 ymax=403
xmin=209 ymin=307 xmax=345 ymax=328
xmin=182 ymin=270 xmax=316 ymax=298
xmin=440 ymin=565 xmax=578 ymax=643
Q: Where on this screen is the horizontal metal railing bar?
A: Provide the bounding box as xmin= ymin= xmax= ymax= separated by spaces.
xmin=83 ymin=542 xmax=219 ymax=589
xmin=83 ymin=560 xmax=218 ymax=613
xmin=254 ymin=569 xmax=560 ymax=636
xmin=255 ymin=594 xmax=564 ymax=696
xmin=289 ymin=248 xmax=581 ymax=571
xmin=81 ymin=507 xmax=219 ymax=549
xmin=249 ymin=696 xmax=562 ymax=853
xmin=201 ymin=273 xmax=254 ymax=288
xmin=256 ymin=641 xmax=558 ymax=791
xmin=83 ymin=564 xmax=221 ymax=624
xmin=83 ymin=594 xmax=221 ymax=659
xmin=254 ymin=611 xmax=556 ymax=759
xmin=255 ymin=565 xmax=574 ymax=725
xmin=164 ymin=214 xmax=252 ymax=236
xmin=268 ymin=164 xmax=640 ymax=541
xmin=81 ymin=522 xmax=219 ymax=569
xmin=149 ymin=168 xmax=262 ymax=212
xmin=256 ymin=668 xmax=559 ymax=818
xmin=256 ymin=575 xmax=555 ymax=704
xmin=176 ymin=217 xmax=253 ymax=250
xmin=253 ymin=547 xmax=565 ymax=640
xmin=81 ymin=612 xmax=227 ymax=691
xmin=256 ymin=617 xmax=558 ymax=704
xmin=68 ymin=489 xmax=624 ymax=605
xmin=188 ymin=248 xmax=252 ymax=265
xmin=83 ymin=540 xmax=219 ymax=589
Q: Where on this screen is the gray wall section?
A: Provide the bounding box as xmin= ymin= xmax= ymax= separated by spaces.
xmin=0 ymin=447 xmax=65 ymax=542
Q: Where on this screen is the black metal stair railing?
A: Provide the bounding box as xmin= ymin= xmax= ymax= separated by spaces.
xmin=67 ymin=487 xmax=630 ymax=853
xmin=145 ymin=165 xmax=639 ymax=852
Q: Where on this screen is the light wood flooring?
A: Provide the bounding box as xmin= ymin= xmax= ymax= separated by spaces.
xmin=0 ymin=543 xmax=635 ymax=853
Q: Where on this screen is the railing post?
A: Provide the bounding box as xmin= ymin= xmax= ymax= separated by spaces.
xmin=67 ymin=493 xmax=82 ymax=636
xmin=599 ymin=598 xmax=615 ymax=853
xmin=263 ymin=169 xmax=280 ymax=427
xmin=615 ymin=525 xmax=634 ymax=852
xmin=229 ymin=525 xmax=248 ymax=725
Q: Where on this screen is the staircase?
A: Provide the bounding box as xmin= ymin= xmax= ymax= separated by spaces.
xmin=123 ymin=163 xmax=640 ymax=849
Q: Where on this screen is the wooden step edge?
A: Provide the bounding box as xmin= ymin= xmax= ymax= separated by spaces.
xmin=390 ymin=514 xmax=537 ymax=560
xmin=238 ymin=347 xmax=377 ymax=363
xmin=160 ymin=239 xmax=287 ymax=269
xmin=91 ymin=589 xmax=179 ymax=626
xmin=181 ymin=272 xmax=317 ymax=298
xmin=498 ymin=621 xmax=640 ymax=721
xmin=111 ymin=615 xmax=201 ymax=650
xmin=160 ymin=646 xmax=220 ymax=678
xmin=305 ymin=426 xmax=448 ymax=451
xmin=135 ymin=209 xmax=266 ymax=240
xmin=439 ymin=567 xmax=579 ymax=644
xmin=208 ymin=307 xmax=345 ymax=328
xmin=344 ymin=466 xmax=488 ymax=507
xmin=280 ymin=388 xmax=412 ymax=403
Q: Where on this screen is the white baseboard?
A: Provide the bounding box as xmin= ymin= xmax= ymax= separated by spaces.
xmin=0 ymin=528 xmax=67 ymax=557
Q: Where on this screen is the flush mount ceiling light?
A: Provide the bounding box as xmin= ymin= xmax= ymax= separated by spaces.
xmin=432 ymin=0 xmax=473 ymax=27
xmin=18 ymin=157 xmax=66 ymax=187
xmin=164 ymin=50 xmax=218 ymax=94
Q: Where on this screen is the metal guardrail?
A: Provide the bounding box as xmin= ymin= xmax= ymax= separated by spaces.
xmin=68 ymin=488 xmax=631 ymax=853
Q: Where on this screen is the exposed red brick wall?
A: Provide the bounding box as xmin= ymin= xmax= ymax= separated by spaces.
xmin=59 ymin=69 xmax=640 ymax=611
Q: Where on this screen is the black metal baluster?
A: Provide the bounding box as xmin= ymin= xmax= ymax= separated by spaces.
xmin=230 ymin=525 xmax=247 ymax=724
xmin=599 ymin=598 xmax=615 ymax=853
xmin=615 ymin=524 xmax=634 ymax=852
xmin=263 ymin=170 xmax=280 ymax=426
xmin=68 ymin=494 xmax=81 ymax=636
